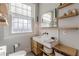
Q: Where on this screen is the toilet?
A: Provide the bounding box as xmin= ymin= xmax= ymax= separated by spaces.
xmin=8 ymin=50 xmax=27 ymax=56
xmin=8 ymin=43 xmax=27 ymax=56
xmin=0 ymin=45 xmax=26 ymax=56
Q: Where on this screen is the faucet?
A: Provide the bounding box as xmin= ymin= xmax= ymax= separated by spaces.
xmin=43 ymin=32 xmax=48 ymax=35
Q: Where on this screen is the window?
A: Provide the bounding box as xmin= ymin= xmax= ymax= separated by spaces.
xmin=9 ymin=3 xmax=32 ymax=33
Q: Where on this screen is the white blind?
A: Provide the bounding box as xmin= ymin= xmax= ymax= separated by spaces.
xmin=9 ymin=3 xmax=32 ymax=33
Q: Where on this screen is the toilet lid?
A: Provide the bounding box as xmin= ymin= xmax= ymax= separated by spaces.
xmin=9 ymin=50 xmax=26 ymax=56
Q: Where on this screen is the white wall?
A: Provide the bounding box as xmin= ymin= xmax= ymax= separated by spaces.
xmin=0 ymin=27 xmax=4 ymax=41
xmin=0 ymin=3 xmax=39 ymax=54
xmin=59 ymin=4 xmax=79 ymax=50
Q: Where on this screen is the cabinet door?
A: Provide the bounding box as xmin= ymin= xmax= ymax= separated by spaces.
xmin=32 ymin=46 xmax=38 ymax=55
xmin=31 ymin=39 xmax=43 ymax=56
xmin=31 ymin=39 xmax=38 ymax=55
xmin=37 ymin=43 xmax=43 ymax=56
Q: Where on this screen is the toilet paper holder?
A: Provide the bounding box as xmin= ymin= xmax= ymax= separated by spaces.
xmin=13 ymin=43 xmax=20 ymax=52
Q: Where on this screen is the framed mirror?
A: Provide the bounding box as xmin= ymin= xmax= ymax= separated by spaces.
xmin=40 ymin=9 xmax=58 ymax=28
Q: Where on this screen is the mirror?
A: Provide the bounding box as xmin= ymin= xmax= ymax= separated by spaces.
xmin=40 ymin=9 xmax=58 ymax=27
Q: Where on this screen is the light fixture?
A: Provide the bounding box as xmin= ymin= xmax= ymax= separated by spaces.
xmin=0 ymin=4 xmax=8 ymax=26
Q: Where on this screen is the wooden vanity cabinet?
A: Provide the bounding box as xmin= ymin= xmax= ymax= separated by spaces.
xmin=31 ymin=40 xmax=38 ymax=55
xmin=31 ymin=39 xmax=43 ymax=56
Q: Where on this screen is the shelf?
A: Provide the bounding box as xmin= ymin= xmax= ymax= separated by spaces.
xmin=59 ymin=26 xmax=79 ymax=30
xmin=53 ymin=43 xmax=77 ymax=56
xmin=60 ymin=28 xmax=79 ymax=30
xmin=57 ymin=14 xmax=78 ymax=19
xmin=57 ymin=3 xmax=73 ymax=9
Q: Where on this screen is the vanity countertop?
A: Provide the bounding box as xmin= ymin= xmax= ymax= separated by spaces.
xmin=32 ymin=36 xmax=58 ymax=49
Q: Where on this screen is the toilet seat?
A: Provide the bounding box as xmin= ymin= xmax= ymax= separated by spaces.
xmin=8 ymin=50 xmax=26 ymax=56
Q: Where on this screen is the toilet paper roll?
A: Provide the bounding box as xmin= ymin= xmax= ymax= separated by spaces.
xmin=14 ymin=44 xmax=19 ymax=48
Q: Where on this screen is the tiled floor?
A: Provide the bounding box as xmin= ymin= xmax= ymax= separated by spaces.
xmin=27 ymin=52 xmax=35 ymax=56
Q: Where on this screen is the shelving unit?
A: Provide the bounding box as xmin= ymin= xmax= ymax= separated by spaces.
xmin=57 ymin=3 xmax=79 ymax=30
xmin=57 ymin=3 xmax=73 ymax=9
xmin=56 ymin=4 xmax=78 ymax=56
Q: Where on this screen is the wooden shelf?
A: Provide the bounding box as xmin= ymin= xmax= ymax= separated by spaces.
xmin=57 ymin=14 xmax=78 ymax=19
xmin=57 ymin=3 xmax=78 ymax=19
xmin=59 ymin=26 xmax=79 ymax=30
xmin=53 ymin=43 xmax=77 ymax=56
xmin=57 ymin=3 xmax=73 ymax=9
xmin=60 ymin=27 xmax=79 ymax=30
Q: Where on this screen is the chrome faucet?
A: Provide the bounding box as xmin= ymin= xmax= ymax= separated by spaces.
xmin=43 ymin=32 xmax=48 ymax=35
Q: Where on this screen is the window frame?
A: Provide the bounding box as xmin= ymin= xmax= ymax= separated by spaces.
xmin=9 ymin=3 xmax=33 ymax=34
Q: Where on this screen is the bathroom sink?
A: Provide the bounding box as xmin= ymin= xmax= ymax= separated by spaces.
xmin=33 ymin=36 xmax=58 ymax=48
xmin=44 ymin=39 xmax=55 ymax=43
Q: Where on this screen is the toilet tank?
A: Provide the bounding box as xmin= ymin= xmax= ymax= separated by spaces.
xmin=0 ymin=46 xmax=6 ymax=56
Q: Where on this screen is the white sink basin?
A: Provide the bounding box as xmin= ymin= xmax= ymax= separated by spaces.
xmin=44 ymin=39 xmax=55 ymax=43
xmin=33 ymin=36 xmax=58 ymax=48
